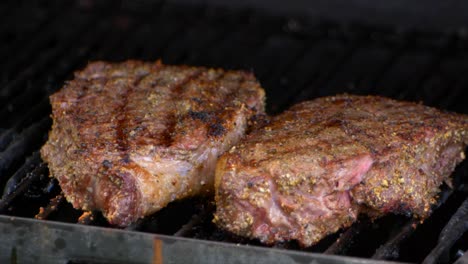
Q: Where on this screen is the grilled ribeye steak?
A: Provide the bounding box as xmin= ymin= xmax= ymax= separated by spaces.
xmin=41 ymin=61 xmax=265 ymax=226
xmin=214 ymin=95 xmax=468 ymax=247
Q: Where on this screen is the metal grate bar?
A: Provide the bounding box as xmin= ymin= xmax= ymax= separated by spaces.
xmin=1 ymin=152 xmax=42 ymax=199
xmin=192 ymin=13 xmax=281 ymax=69
xmin=289 ymin=28 xmax=370 ymax=105
xmin=372 ymin=219 xmax=418 ymax=260
xmin=132 ymin=4 xmax=192 ymax=60
xmin=178 ymin=11 xmax=257 ymax=66
xmin=423 ymin=197 xmax=468 ymax=264
xmin=0 ymin=3 xmax=49 ymax=41
xmin=251 ymin=35 xmax=307 ymax=113
xmin=0 ymin=13 xmax=50 ymax=60
xmin=0 ymin=98 xmax=49 ymax=151
xmin=0 ymin=152 xmax=44 ymax=212
xmin=0 ymin=118 xmax=50 ymax=189
xmin=173 ymin=201 xmax=214 ymax=237
xmin=324 ymin=219 xmax=371 ymax=255
xmin=398 ymin=36 xmax=458 ymax=101
xmin=372 ymin=187 xmax=457 ymax=261
xmin=163 ymin=21 xmax=232 ymax=65
xmin=0 ymin=16 xmax=94 ymax=110
xmin=0 ymin=18 xmax=112 ymax=128
xmin=0 ymin=7 xmax=77 ymax=76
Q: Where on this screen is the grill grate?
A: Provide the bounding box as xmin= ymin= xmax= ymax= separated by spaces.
xmin=1 ymin=1 xmax=468 ymax=263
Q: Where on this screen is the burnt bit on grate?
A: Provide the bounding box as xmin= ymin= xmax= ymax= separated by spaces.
xmin=35 ymin=193 xmax=65 ymax=220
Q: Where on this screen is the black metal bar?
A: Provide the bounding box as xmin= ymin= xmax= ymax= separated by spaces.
xmin=1 ymin=152 xmax=42 ymax=199
xmin=0 ymin=117 xmax=50 ymax=189
xmin=176 ymin=15 xmax=245 ymax=65
xmin=372 ymin=219 xmax=418 ymax=260
xmin=249 ymin=35 xmax=307 ymax=113
xmin=173 ymin=214 xmax=204 ymax=237
xmin=125 ymin=3 xmax=187 ymax=60
xmin=148 ymin=3 xmax=212 ymax=63
xmin=0 ymin=8 xmax=53 ymax=62
xmin=113 ymin=2 xmax=188 ymax=61
xmin=191 ymin=11 xmax=279 ymax=69
xmin=183 ymin=28 xmax=246 ymax=67
xmin=0 ymin=17 xmax=112 ymax=128
xmin=0 ymin=3 xmax=48 ymax=40
xmin=370 ymin=34 xmax=455 ymax=101
xmin=0 ymin=7 xmax=77 ymax=76
xmin=162 ymin=20 xmax=228 ymax=64
xmin=89 ymin=16 xmax=143 ymax=61
xmin=439 ymin=72 xmax=468 ymax=111
xmin=0 ymin=15 xmax=93 ymax=108
xmin=0 ymin=98 xmax=49 ymax=151
xmin=289 ymin=27 xmax=370 ymax=104
xmin=0 ymin=214 xmax=394 ymax=264
xmin=397 ymin=35 xmax=458 ymax=101
xmin=324 ymin=219 xmax=370 ymax=255
xmin=272 ymin=31 xmax=335 ymax=109
xmin=363 ymin=33 xmax=410 ymax=96
xmin=173 ymin=200 xmax=213 ymax=238
xmin=423 ymin=197 xmax=468 ymax=264
xmin=0 ymin=154 xmax=46 ymax=213
xmin=372 ymin=187 xmax=457 ymax=261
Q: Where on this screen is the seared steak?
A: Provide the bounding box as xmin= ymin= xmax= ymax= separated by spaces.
xmin=41 ymin=61 xmax=265 ymax=226
xmin=214 ymin=95 xmax=468 ymax=247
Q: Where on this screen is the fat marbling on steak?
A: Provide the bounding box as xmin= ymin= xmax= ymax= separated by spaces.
xmin=214 ymin=95 xmax=468 ymax=247
xmin=41 ymin=61 xmax=265 ymax=226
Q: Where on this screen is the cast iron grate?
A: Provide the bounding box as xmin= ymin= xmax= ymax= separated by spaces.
xmin=0 ymin=1 xmax=468 ymax=263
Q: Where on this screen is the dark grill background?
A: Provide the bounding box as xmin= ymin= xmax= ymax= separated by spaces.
xmin=1 ymin=1 xmax=468 ymax=263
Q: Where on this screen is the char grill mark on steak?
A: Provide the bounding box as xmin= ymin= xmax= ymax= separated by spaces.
xmin=188 ymin=110 xmax=226 ymax=137
xmin=116 ymin=70 xmax=151 ymax=154
xmin=214 ymin=94 xmax=468 ymax=247
xmin=160 ymin=69 xmax=205 ymax=147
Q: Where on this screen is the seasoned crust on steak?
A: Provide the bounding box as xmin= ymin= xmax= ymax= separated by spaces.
xmin=41 ymin=60 xmax=265 ymax=226
xmin=214 ymin=94 xmax=468 ymax=247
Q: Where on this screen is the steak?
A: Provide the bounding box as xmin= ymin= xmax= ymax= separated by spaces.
xmin=41 ymin=60 xmax=265 ymax=226
xmin=214 ymin=95 xmax=468 ymax=247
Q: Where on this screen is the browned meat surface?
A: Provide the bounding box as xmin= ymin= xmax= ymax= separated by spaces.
xmin=41 ymin=60 xmax=265 ymax=227
xmin=214 ymin=95 xmax=468 ymax=247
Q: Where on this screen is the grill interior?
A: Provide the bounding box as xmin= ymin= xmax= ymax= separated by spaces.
xmin=1 ymin=1 xmax=468 ymax=263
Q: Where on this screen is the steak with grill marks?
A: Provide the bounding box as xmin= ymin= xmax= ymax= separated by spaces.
xmin=40 ymin=60 xmax=265 ymax=227
xmin=214 ymin=95 xmax=468 ymax=247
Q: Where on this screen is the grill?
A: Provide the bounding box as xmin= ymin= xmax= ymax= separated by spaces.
xmin=1 ymin=1 xmax=468 ymax=263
